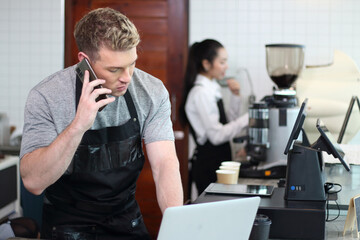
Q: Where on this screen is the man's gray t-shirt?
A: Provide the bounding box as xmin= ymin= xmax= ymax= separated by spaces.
xmin=20 ymin=65 xmax=174 ymax=159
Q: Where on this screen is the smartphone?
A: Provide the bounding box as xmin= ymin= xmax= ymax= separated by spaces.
xmin=75 ymin=58 xmax=107 ymax=111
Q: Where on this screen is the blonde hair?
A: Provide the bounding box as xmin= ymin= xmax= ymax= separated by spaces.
xmin=74 ymin=7 xmax=140 ymax=61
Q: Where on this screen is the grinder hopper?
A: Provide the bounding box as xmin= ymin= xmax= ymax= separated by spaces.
xmin=266 ymin=44 xmax=305 ymax=90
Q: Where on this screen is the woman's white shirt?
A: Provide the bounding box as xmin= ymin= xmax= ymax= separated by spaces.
xmin=185 ymin=74 xmax=248 ymax=146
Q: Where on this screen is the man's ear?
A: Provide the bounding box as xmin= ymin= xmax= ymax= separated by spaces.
xmin=77 ymin=52 xmax=89 ymax=62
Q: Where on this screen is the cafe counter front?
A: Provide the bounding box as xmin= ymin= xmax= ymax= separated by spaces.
xmin=194 ymin=181 xmax=358 ymax=240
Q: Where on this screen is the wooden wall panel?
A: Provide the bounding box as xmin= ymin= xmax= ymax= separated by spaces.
xmin=137 ymin=51 xmax=166 ymax=68
xmin=139 ymin=35 xmax=167 ymax=51
xmin=166 ymin=0 xmax=189 ymax=206
xmin=92 ymin=1 xmax=168 ymax=17
xmin=132 ymin=19 xmax=168 ymax=35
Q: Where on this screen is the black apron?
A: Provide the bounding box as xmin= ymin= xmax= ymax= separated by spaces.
xmin=191 ymin=99 xmax=232 ymax=194
xmin=41 ymin=77 xmax=150 ymax=240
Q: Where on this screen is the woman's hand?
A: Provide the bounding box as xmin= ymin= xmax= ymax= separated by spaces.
xmin=226 ymin=78 xmax=240 ymax=96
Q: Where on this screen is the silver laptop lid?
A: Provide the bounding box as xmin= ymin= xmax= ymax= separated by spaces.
xmin=157 ymin=197 xmax=260 ymax=240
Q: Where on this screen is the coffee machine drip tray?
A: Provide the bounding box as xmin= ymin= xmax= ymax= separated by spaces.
xmin=239 ymin=163 xmax=287 ymax=179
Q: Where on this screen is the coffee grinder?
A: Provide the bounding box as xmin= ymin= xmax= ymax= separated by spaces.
xmin=241 ymin=44 xmax=305 ymax=178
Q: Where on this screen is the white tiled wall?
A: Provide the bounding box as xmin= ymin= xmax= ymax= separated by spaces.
xmin=2 ymin=0 xmax=360 ymax=133
xmin=190 ymin=0 xmax=360 ymax=103
xmin=0 ymin=0 xmax=64 ymax=130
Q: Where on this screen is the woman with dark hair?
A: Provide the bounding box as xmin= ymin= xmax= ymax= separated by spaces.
xmin=180 ymin=39 xmax=248 ymax=195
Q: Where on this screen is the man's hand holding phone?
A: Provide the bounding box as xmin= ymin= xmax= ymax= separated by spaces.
xmin=76 ymin=58 xmax=111 ymax=110
xmin=74 ymin=70 xmax=115 ymax=132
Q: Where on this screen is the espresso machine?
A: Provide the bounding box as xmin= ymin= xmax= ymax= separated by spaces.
xmin=241 ymin=44 xmax=305 ymax=178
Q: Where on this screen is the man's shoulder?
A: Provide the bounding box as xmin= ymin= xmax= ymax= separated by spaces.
xmin=130 ymin=68 xmax=168 ymax=98
xmin=33 ymin=65 xmax=76 ymax=93
xmin=132 ymin=68 xmax=165 ymax=88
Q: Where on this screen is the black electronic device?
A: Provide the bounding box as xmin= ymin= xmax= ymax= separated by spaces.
xmin=313 ymin=119 xmax=351 ymax=171
xmin=75 ymin=58 xmax=107 ymax=111
xmin=338 ymin=96 xmax=360 ymax=144
xmin=284 ymin=142 xmax=326 ymax=201
xmin=284 ymin=103 xmax=324 ymax=201
xmin=284 ymin=98 xmax=309 ymax=155
xmin=285 ymin=117 xmax=351 ymax=201
xmin=205 ymin=183 xmax=275 ymax=197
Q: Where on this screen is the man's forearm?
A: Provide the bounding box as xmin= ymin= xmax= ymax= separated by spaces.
xmin=155 ymin=160 xmax=183 ymax=213
xmin=20 ymin=122 xmax=85 ymax=195
xmin=146 ymin=141 xmax=184 ymax=212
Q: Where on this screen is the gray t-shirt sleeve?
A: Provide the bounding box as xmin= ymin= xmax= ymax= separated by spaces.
xmin=20 ymin=66 xmax=76 ymax=159
xmin=141 ymin=81 xmax=175 ymax=145
xmin=20 ymin=89 xmax=58 ymax=159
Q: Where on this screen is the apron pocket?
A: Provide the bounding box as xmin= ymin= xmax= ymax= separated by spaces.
xmin=130 ymin=214 xmax=143 ymax=229
xmin=103 ymin=203 xmax=146 ymax=234
xmin=73 ymin=136 xmax=142 ymax=173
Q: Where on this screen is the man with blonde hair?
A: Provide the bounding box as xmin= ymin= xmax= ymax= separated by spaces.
xmin=20 ymin=7 xmax=183 ymax=239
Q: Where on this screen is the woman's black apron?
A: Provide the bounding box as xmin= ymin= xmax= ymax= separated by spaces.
xmin=41 ymin=77 xmax=151 ymax=240
xmin=191 ymin=99 xmax=232 ymax=195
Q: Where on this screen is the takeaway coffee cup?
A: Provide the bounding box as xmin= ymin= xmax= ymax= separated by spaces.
xmin=221 ymin=161 xmax=241 ymax=181
xmin=216 ymin=169 xmax=237 ymax=184
xmin=219 ymin=166 xmax=238 ymax=184
xmin=249 ymin=214 xmax=272 ymax=240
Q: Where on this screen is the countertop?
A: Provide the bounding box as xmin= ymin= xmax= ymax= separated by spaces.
xmin=194 ymin=176 xmax=360 ymax=240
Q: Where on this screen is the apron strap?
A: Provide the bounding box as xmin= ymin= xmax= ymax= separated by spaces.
xmin=217 ymin=99 xmax=228 ymax=124
xmin=123 ymin=90 xmax=138 ymax=120
xmin=189 ymin=98 xmax=228 ymax=147
xmin=75 ymin=75 xmax=82 ymax=111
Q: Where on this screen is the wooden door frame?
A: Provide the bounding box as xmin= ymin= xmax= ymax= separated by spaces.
xmin=166 ymin=0 xmax=189 ymax=202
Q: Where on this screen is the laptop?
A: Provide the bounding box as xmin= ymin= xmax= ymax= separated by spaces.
xmin=157 ymin=197 xmax=260 ymax=240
